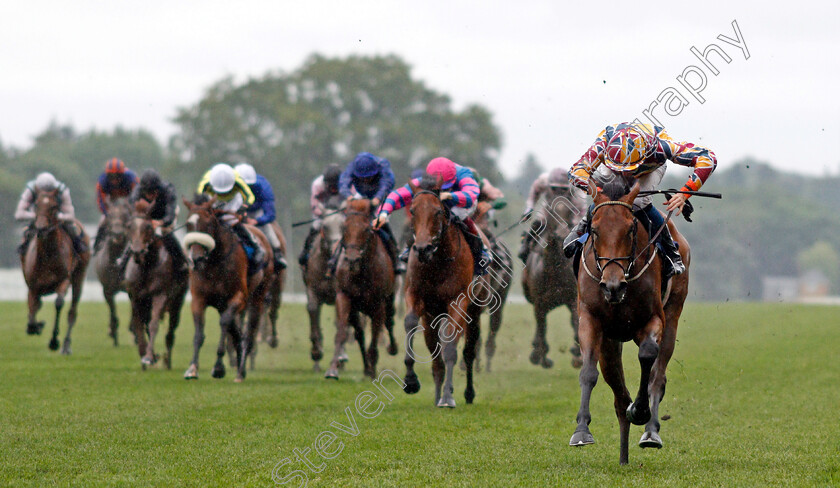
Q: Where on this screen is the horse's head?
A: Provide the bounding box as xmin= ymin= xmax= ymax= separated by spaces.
xmin=589 ymin=179 xmax=641 ymax=304
xmin=128 ymin=200 xmax=158 ymax=265
xmin=34 ymin=189 xmax=60 ymax=232
xmin=320 ymin=201 xmax=346 ymax=255
xmin=342 ymin=199 xmax=375 ymax=273
xmin=182 ymin=195 xmax=220 ymax=270
xmin=104 ymin=197 xmax=131 ymax=247
xmin=409 ymin=176 xmax=449 ymax=264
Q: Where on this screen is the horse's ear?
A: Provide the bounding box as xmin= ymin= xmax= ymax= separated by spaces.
xmin=207 ymin=196 xmax=217 ymax=208
xmin=408 ymin=180 xmax=419 ymax=195
xmin=592 ymin=186 xmax=607 ymax=205
xmin=182 ymin=197 xmax=193 ymax=211
xmin=623 ymin=180 xmax=642 ymax=204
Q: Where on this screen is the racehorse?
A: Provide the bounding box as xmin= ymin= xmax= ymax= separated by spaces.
xmin=325 ymin=199 xmax=398 ymax=379
xmin=568 ymin=180 xmax=690 ymax=465
xmin=464 ymin=201 xmax=513 ymax=373
xmin=401 ymin=178 xmax=488 ymax=407
xmin=123 ymin=200 xmax=189 ymax=369
xmin=20 ymin=189 xmax=90 ymax=354
xmin=301 ymin=195 xmax=346 ymax=372
xmin=182 ymin=196 xmax=274 ymax=382
xmin=522 ymin=186 xmax=582 ymax=369
xmin=95 ymin=196 xmax=131 ymax=346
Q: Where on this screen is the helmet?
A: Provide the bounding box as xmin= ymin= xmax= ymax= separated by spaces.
xmin=105 ymin=158 xmax=127 ymax=174
xmin=208 ymin=163 xmax=236 ymax=193
xmin=234 ymin=163 xmax=257 ymax=185
xmin=138 ymin=169 xmax=162 ymax=193
xmin=351 ymin=152 xmax=380 ymax=178
xmin=603 ymin=124 xmax=658 ymax=172
xmin=34 ymin=172 xmax=58 ymax=191
xmin=548 ymin=167 xmax=570 ymax=187
xmin=425 ymin=157 xmax=457 ymax=190
xmin=324 ymin=164 xmax=342 ymax=188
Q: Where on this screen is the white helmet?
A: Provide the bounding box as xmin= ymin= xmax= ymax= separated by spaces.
xmin=208 ymin=163 xmax=236 ymax=193
xmin=234 ymin=163 xmax=257 ymax=185
xmin=34 ymin=172 xmax=58 ymax=191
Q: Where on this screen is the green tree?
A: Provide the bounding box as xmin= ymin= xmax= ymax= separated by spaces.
xmin=797 ymin=241 xmax=840 ymax=291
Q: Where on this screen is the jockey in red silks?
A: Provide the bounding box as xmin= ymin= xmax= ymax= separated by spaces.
xmin=93 ymin=158 xmax=138 ymax=254
xmin=564 ymin=122 xmax=717 ymax=277
xmin=373 ymin=157 xmax=492 ymax=276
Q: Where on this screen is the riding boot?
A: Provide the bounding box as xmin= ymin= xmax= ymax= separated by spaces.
xmin=162 ymin=233 xmax=189 ymax=277
xmin=399 ymin=246 xmax=410 ymax=263
xmin=93 ymin=221 xmax=107 ymax=255
xmin=563 ymin=216 xmax=589 ymax=258
xmin=380 ymin=223 xmax=405 ymax=275
xmin=63 ymin=221 xmax=88 ymax=255
xmin=234 ymin=224 xmax=265 ymax=265
xmin=17 ymin=226 xmax=34 ymax=255
xmin=641 ymin=204 xmax=685 ymax=277
xmin=298 ymin=227 xmax=318 ymax=267
xmin=273 ymin=247 xmax=288 ymax=270
xmin=517 ymin=230 xmax=532 ymax=264
xmin=463 ymin=230 xmax=490 ymax=276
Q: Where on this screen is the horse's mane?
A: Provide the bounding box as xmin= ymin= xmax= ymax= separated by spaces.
xmin=347 ymin=198 xmax=371 ymax=214
xmin=133 ymin=199 xmax=151 ymax=216
xmin=192 ymin=193 xmax=211 ymax=205
xmin=418 ymin=173 xmax=442 ymax=193
xmin=600 ymin=178 xmax=632 ymax=201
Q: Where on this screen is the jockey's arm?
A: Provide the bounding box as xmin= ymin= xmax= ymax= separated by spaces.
xmin=253 ymin=181 xmax=276 ymax=226
xmin=57 ymin=188 xmax=76 ymax=221
xmin=658 ymin=131 xmax=718 ymax=195
xmin=160 ymin=186 xmax=179 ymax=227
xmin=448 ymin=175 xmax=480 ymax=208
xmin=569 ymin=129 xmax=610 ymax=193
xmin=310 ymin=176 xmax=325 ymax=217
xmin=374 ymin=160 xmax=396 ymax=203
xmin=14 ymin=188 xmax=36 ymax=221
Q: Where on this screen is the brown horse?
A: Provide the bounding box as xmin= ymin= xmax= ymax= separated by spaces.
xmin=461 ymin=201 xmax=513 ymax=373
xmin=521 ymin=187 xmax=582 ymax=369
xmin=301 ymin=198 xmax=346 ymax=372
xmin=400 ymin=179 xmax=488 ymax=407
xmin=94 ymin=196 xmax=132 ymax=346
xmin=124 ymin=200 xmax=189 ymax=369
xmin=182 ymin=196 xmax=274 ymax=382
xmin=21 ymin=189 xmax=90 ymax=354
xmin=568 ymin=180 xmax=690 ymax=465
xmin=325 ymin=199 xmax=398 ymax=379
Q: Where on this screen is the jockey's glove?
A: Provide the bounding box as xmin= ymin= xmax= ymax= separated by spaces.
xmin=440 ymin=192 xmax=453 ymax=201
xmin=372 ymin=212 xmax=389 ymax=230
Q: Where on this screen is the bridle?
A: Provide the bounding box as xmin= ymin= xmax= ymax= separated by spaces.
xmin=411 ymin=190 xmax=456 ymax=262
xmin=582 ymin=200 xmax=660 ymax=283
xmin=343 ymin=210 xmax=375 ymax=262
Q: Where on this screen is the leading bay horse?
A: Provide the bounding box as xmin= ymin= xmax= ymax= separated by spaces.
xmin=401 ymin=178 xmax=489 ymax=407
xmin=569 ymin=180 xmax=690 ymax=465
xmin=124 ymin=200 xmax=189 ymax=369
xmin=521 ymin=186 xmax=582 ymax=369
xmin=21 ymin=189 xmax=90 ymax=354
xmin=95 ymin=196 xmax=132 ymax=346
xmin=182 ymin=196 xmax=274 ymax=382
xmin=325 ymin=199 xmax=398 ymax=379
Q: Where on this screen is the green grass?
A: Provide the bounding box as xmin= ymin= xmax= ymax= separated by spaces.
xmin=0 ymin=300 xmax=838 ymax=487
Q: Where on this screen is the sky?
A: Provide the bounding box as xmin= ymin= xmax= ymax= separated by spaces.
xmin=1 ymin=1 xmax=838 ymax=181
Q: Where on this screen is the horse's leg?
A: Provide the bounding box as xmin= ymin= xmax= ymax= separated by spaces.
xmin=62 ymin=267 xmax=86 ymax=356
xmin=569 ymin=308 xmax=601 ymax=447
xmin=642 ymin=304 xmax=682 ymax=448
xmin=352 ymin=311 xmax=368 ymax=375
xmin=530 ymin=303 xmax=553 ymax=368
xmin=130 ymin=297 xmax=150 ymax=368
xmin=463 ymin=315 xmax=480 ymax=405
xmin=238 ymin=296 xmax=263 ymax=382
xmin=184 ymin=299 xmax=206 ymax=380
xmin=50 ymin=281 xmax=69 ymax=352
xmin=164 ymin=292 xmax=184 ymax=370
xmin=402 ymin=311 xmax=421 ymax=394
xmin=423 ymin=325 xmax=446 ymax=407
xmin=599 ymin=337 xmax=633 ymax=465
xmin=326 ymin=292 xmax=353 ymax=379
xmin=626 ymin=315 xmax=664 ymax=427
xmin=227 ymin=314 xmax=243 ymax=368
xmin=104 ymin=288 xmax=119 ymax=346
xmin=267 ymin=289 xmax=280 ymax=349
xmin=568 ymin=301 xmax=583 ymax=369
xmin=216 ymin=303 xmax=242 ymax=380
xmin=385 ymin=294 xmax=398 ymax=356
xmin=26 ymin=291 xmax=44 ymax=335
xmin=365 ymin=306 xmax=385 ymax=379
xmin=485 ymin=300 xmax=504 ymax=373
xmin=306 ymin=292 xmax=324 ymax=371
xmin=141 ymin=294 xmax=167 ymax=367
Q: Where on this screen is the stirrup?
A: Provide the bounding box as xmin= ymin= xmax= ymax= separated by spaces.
xmin=399 ymin=248 xmax=410 ymax=263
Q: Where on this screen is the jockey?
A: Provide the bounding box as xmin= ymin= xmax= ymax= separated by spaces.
xmin=517 ymin=167 xmax=588 ymax=263
xmin=197 ymin=163 xmax=266 ymax=267
xmin=234 ymin=163 xmax=288 ymax=270
xmin=298 ymin=163 xmax=343 ymax=267
xmin=93 ymin=158 xmax=138 ymax=254
xmin=373 ymin=157 xmax=492 ymax=276
xmin=564 ymin=122 xmax=717 ymax=277
xmin=15 ymin=172 xmax=87 ymax=255
xmin=336 ymin=152 xmax=403 ymax=274
xmin=469 ymin=167 xmax=507 ymax=209
xmin=127 ymin=169 xmax=188 ymax=274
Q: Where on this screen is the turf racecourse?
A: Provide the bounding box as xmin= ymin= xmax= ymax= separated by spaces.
xmin=0 ymin=301 xmax=837 ymax=487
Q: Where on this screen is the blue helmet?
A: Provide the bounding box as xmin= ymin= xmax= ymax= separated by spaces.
xmin=352 ymin=152 xmax=379 ymax=178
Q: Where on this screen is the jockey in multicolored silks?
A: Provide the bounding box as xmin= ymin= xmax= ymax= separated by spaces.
xmin=197 ymin=163 xmax=265 ymax=267
xmin=93 ymin=158 xmax=138 ymax=254
xmin=564 ymin=122 xmax=717 ymax=277
xmin=234 ymin=163 xmax=288 ymax=270
xmin=298 ymin=164 xmax=343 ymax=267
xmin=373 ymin=157 xmax=492 ymax=276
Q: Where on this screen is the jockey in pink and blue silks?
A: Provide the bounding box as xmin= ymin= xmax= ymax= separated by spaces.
xmin=373 ymin=157 xmax=491 ymax=276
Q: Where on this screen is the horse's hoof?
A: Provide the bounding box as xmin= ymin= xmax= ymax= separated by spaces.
xmin=387 ymin=343 xmax=398 ymax=356
xmin=571 ymin=356 xmax=583 ymax=369
xmin=485 ymin=363 xmax=493 ymax=374
xmin=639 ymin=431 xmax=663 ymax=449
xmin=337 ymin=352 xmax=349 ymax=363
xmin=141 ymin=356 xmax=154 ymax=367
xmin=459 ymin=359 xmax=467 ymax=371
xmin=436 ymin=397 xmax=456 ymax=408
xmin=48 ymin=338 xmax=59 ymax=351
xmin=312 ymin=362 xmax=322 ymax=372
xmin=141 ymin=362 xmax=147 ymax=371
xmin=27 ymin=322 xmax=43 ymax=335
xmin=364 ymin=368 xmax=376 ymax=379
xmin=211 ymin=365 xmax=226 ymax=379
xmin=569 ymin=430 xmax=595 ymax=446
xmin=541 ymin=357 xmax=554 ymax=369
xmin=626 ymin=403 xmax=651 ymax=426
xmin=529 ymin=349 xmax=541 ymax=365
xmin=184 ymin=365 xmax=198 ymax=380
xmin=234 ymin=376 xmax=243 ymax=383
xmin=325 ymin=368 xmax=339 ymax=380
xmin=267 ymin=336 xmax=279 ymax=349
xmin=163 ymin=353 xmax=172 ymax=370
xmin=464 ymin=388 xmax=475 ymax=404
xmin=403 ymin=373 xmax=421 ymax=394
